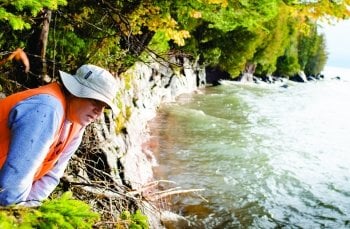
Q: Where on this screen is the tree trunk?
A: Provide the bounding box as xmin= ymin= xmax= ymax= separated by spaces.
xmin=40 ymin=9 xmax=51 ymax=79
xmin=26 ymin=9 xmax=52 ymax=87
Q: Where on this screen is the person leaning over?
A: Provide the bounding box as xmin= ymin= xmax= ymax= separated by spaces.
xmin=0 ymin=64 xmax=118 ymax=206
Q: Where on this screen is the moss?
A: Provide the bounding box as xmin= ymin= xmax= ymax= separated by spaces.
xmin=115 ymin=105 xmax=132 ymax=134
xmin=0 ymin=192 xmax=151 ymax=228
xmin=0 ymin=192 xmax=99 ymax=228
xmin=122 ymin=72 xmax=133 ymax=91
xmin=115 ymin=111 xmax=127 ymax=134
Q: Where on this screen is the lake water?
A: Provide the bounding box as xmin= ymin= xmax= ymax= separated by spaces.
xmin=148 ymin=78 xmax=350 ymax=228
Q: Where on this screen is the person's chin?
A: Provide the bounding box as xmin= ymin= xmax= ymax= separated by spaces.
xmin=80 ymin=118 xmax=93 ymax=126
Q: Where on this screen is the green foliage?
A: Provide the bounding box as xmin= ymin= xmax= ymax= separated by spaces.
xmin=48 ymin=30 xmax=86 ymax=68
xmin=0 ymin=192 xmax=99 ymax=228
xmin=200 ymin=0 xmax=279 ymax=32
xmin=0 ymin=8 xmax=30 ymax=30
xmin=124 ymin=1 xmax=190 ymax=46
xmin=0 ymin=0 xmax=67 ymax=30
xmin=303 ymin=33 xmax=328 ymax=76
xmin=253 ymin=2 xmax=294 ymax=75
xmin=198 ymin=27 xmax=262 ymax=77
xmin=38 ymin=192 xmax=99 ymax=228
xmin=0 ymin=212 xmax=18 ymax=229
xmin=180 ymin=0 xmax=288 ymax=76
xmin=86 ymin=37 xmax=131 ymax=73
xmin=146 ymin=31 xmax=170 ymax=56
xmin=41 ymin=1 xmax=137 ymax=74
xmin=275 ymin=51 xmax=301 ymax=77
xmin=119 ymin=210 xmax=149 ymax=229
xmin=298 ymin=23 xmax=317 ymax=70
xmin=297 ymin=23 xmax=328 ymax=76
xmin=0 ymin=0 xmax=343 ymax=80
xmin=202 ymin=47 xmax=221 ymax=66
xmin=294 ymin=0 xmax=350 ymax=21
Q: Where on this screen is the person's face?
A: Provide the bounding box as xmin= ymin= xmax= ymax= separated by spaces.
xmin=68 ymin=97 xmax=107 ymax=126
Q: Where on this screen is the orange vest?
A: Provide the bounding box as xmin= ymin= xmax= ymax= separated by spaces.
xmin=0 ymin=83 xmax=82 ymax=181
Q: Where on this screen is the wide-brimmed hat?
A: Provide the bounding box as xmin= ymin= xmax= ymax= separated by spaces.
xmin=59 ymin=64 xmax=118 ymax=114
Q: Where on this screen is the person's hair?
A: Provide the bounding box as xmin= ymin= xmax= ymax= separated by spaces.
xmin=57 ymin=80 xmax=72 ymax=97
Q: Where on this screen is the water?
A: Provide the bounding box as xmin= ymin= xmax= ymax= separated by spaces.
xmin=148 ymin=79 xmax=350 ymax=228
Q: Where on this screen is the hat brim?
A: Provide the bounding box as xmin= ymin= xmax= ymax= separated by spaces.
xmin=59 ymin=70 xmax=118 ymax=114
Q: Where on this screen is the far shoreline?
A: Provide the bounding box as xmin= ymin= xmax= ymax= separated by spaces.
xmin=322 ymin=66 xmax=350 ymax=78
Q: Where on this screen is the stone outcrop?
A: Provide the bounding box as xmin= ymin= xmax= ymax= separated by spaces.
xmin=119 ymin=56 xmax=205 ymax=188
xmin=289 ymin=70 xmax=308 ymax=82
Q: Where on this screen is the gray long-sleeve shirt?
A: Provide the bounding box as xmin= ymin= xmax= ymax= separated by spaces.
xmin=0 ymin=94 xmax=84 ymax=206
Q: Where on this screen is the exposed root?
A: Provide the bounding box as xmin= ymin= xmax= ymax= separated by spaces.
xmin=146 ymin=188 xmax=206 ymax=201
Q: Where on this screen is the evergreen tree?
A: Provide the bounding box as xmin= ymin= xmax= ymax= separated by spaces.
xmin=253 ymin=2 xmax=293 ymax=76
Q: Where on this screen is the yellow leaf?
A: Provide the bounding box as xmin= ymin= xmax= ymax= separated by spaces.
xmin=190 ymin=10 xmax=202 ymax=19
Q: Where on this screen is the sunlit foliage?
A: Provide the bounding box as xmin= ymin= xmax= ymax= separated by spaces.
xmin=0 ymin=0 xmax=67 ymax=30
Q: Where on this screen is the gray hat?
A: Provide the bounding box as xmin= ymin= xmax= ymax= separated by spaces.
xmin=59 ymin=64 xmax=118 ymax=114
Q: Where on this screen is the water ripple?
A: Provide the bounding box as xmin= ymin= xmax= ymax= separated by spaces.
xmin=150 ymin=80 xmax=350 ymax=228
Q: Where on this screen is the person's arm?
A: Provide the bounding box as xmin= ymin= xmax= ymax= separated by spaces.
xmin=23 ymin=128 xmax=84 ymax=206
xmin=0 ymin=94 xmax=63 ymax=206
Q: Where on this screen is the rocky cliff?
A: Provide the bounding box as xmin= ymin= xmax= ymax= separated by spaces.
xmin=121 ymin=57 xmax=205 ymax=189
xmin=68 ymin=56 xmax=206 ymax=227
